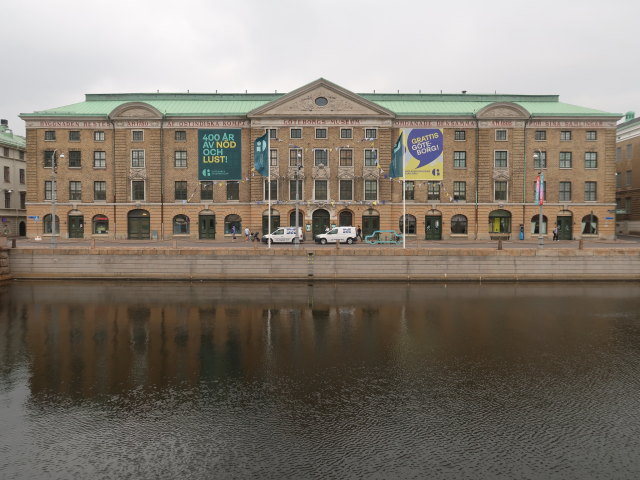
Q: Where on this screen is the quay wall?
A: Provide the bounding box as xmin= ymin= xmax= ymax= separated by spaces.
xmin=5 ymin=247 xmax=640 ymax=281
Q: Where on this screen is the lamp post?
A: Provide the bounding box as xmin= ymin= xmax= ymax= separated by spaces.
xmin=50 ymin=150 xmax=64 ymax=248
xmin=533 ymin=150 xmax=544 ymax=248
xmin=294 ymin=149 xmax=302 ymax=246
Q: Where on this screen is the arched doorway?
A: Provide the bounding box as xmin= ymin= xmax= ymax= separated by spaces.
xmin=128 ymin=209 xmax=150 ymax=239
xmin=582 ymin=214 xmax=598 ymax=235
xmin=289 ymin=210 xmax=304 ymax=231
xmin=312 ymin=209 xmax=330 ymax=236
xmin=557 ymin=211 xmax=573 ymax=240
xmin=425 ymin=213 xmax=442 ymax=240
xmin=19 ymin=221 xmax=26 ymax=237
xmin=339 ymin=210 xmax=353 ymax=226
xmin=399 ymin=214 xmax=416 ymax=235
xmin=362 ymin=208 xmax=379 ymax=237
xmin=68 ymin=211 xmax=84 ymax=239
xmin=199 ymin=211 xmax=216 ymax=239
xmin=530 ymin=214 xmax=548 ymax=235
xmin=489 ymin=209 xmax=511 ymax=237
xmin=262 ymin=209 xmax=280 ymax=235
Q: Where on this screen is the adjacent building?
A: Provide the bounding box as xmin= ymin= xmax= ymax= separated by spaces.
xmin=616 ymin=112 xmax=640 ymax=235
xmin=20 ymin=78 xmax=620 ymax=242
xmin=0 ymin=119 xmax=27 ymax=237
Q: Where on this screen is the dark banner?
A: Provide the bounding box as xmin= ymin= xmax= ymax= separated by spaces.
xmin=198 ymin=129 xmax=241 ymax=180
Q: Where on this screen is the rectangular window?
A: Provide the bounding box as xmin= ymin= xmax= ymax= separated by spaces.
xmin=626 ymin=170 xmax=632 ymax=186
xmin=94 ymin=131 xmax=105 ymax=141
xmin=559 ymin=181 xmax=571 ymax=201
xmin=339 ymin=179 xmax=353 ymax=201
xmin=533 ymin=151 xmax=547 ymax=169
xmin=132 ymin=180 xmax=145 ymax=201
xmin=585 ymin=181 xmax=597 ymax=201
xmin=626 ymin=198 xmax=632 ymax=214
xmin=3 ymin=147 xmax=9 ymax=157
xmin=270 ymin=149 xmax=278 ymax=167
xmin=289 ymin=149 xmax=302 ymax=166
xmin=315 ymin=128 xmax=327 ymax=139
xmin=339 ymin=149 xmax=353 ymax=167
xmin=4 ymin=192 xmax=10 ymax=209
xmin=616 ymin=147 xmax=621 ymax=162
xmin=68 ymin=150 xmax=81 ymax=168
xmin=315 ymin=180 xmax=328 ymax=200
xmin=290 ymin=180 xmax=303 ymax=200
xmin=44 ymin=131 xmax=56 ymax=141
xmin=560 ymin=131 xmax=572 ymax=141
xmin=268 ymin=128 xmax=277 ymax=139
xmin=132 ymin=130 xmax=144 ymax=142
xmin=44 ymin=150 xmax=54 ymax=168
xmin=454 ymin=130 xmax=466 ymax=141
xmin=264 ymin=179 xmax=277 ymax=200
xmin=290 ymin=128 xmax=302 ymax=139
xmin=94 ymin=181 xmax=106 ymax=201
xmin=559 ymin=152 xmax=572 ymax=169
xmin=174 ymin=181 xmax=187 ymax=200
xmin=19 ymin=169 xmax=25 ymax=184
xmin=405 ymin=181 xmax=415 ymax=200
xmin=494 ymin=181 xmax=507 ymax=201
xmin=427 ymin=181 xmax=440 ymax=201
xmin=45 ymin=181 xmax=52 ymax=200
xmin=616 ymin=172 xmax=622 ymax=188
xmin=364 ymin=180 xmax=378 ymax=200
xmin=453 ymin=151 xmax=466 ymax=168
xmin=495 ymin=129 xmax=507 ymax=141
xmin=93 ymin=151 xmax=106 ymax=168
xmin=3 ymin=166 xmax=9 ymax=182
xmin=584 ymin=152 xmax=597 ymax=169
xmin=453 ymin=181 xmax=466 ymax=201
xmin=201 ymin=181 xmax=213 ymax=201
xmin=535 ymin=130 xmax=546 ymax=141
xmin=626 ymin=144 xmax=633 ymax=159
xmin=175 ymin=130 xmax=186 ymax=141
xmin=131 ymin=150 xmax=145 ymax=168
xmin=20 ymin=192 xmax=26 ymax=209
xmin=69 ymin=181 xmax=82 ymax=201
xmin=494 ymin=151 xmax=508 ymax=168
xmin=69 ymin=131 xmax=81 ymax=142
xmin=364 ymin=149 xmax=377 ymax=166
xmin=340 ymin=128 xmax=352 ymax=139
xmin=315 ymin=149 xmax=328 ymax=166
xmin=586 ymin=131 xmax=597 ymax=141
xmin=174 ymin=150 xmax=187 ymax=168
xmin=227 ymin=181 xmax=240 ymax=200
xmin=19 ymin=151 xmax=24 ymax=160
xmin=365 ymin=128 xmax=377 ymax=140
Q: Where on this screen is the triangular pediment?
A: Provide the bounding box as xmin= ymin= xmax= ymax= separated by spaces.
xmin=248 ymin=78 xmax=394 ymax=118
xmin=476 ymin=102 xmax=530 ymax=120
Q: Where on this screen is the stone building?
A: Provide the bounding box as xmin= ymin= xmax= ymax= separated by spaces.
xmin=20 ymin=78 xmax=620 ymax=242
xmin=616 ymin=113 xmax=640 ymax=235
xmin=0 ymin=119 xmax=27 ymax=237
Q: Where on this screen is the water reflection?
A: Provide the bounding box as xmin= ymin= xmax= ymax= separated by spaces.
xmin=1 ymin=281 xmax=640 ymax=479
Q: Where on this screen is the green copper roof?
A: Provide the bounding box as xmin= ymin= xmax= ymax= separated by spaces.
xmin=0 ymin=124 xmax=26 ymax=149
xmin=21 ymin=92 xmax=619 ymax=118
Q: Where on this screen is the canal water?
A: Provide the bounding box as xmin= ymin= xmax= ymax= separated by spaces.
xmin=1 ymin=281 xmax=640 ymax=479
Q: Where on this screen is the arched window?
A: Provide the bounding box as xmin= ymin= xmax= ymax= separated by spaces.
xmin=43 ymin=214 xmax=60 ymax=234
xmin=530 ymin=214 xmax=548 ymax=234
xmin=92 ymin=214 xmax=109 ymax=234
xmin=489 ymin=209 xmax=511 ymax=233
xmin=582 ymin=214 xmax=598 ymax=234
xmin=173 ymin=214 xmax=190 ymax=234
xmin=224 ymin=214 xmax=242 ymax=235
xmin=451 ymin=214 xmax=467 ymax=234
xmin=263 ymin=209 xmax=280 ymax=235
xmin=399 ymin=214 xmax=416 ymax=234
xmin=289 ymin=210 xmax=304 ymax=229
xmin=339 ymin=210 xmax=353 ymax=226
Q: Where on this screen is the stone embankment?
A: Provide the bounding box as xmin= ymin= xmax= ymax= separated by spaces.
xmin=4 ymin=247 xmax=640 ymax=281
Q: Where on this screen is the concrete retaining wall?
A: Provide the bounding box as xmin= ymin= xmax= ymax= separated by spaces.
xmin=6 ymin=247 xmax=640 ymax=281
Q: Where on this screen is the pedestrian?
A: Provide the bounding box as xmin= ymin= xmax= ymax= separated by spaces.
xmin=231 ymin=225 xmax=236 ymax=241
xmin=553 ymin=226 xmax=558 ymax=241
xmin=356 ymin=225 xmax=362 ymax=241
xmin=244 ymin=226 xmax=250 ymax=242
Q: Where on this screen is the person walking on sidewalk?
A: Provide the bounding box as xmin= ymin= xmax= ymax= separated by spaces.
xmin=231 ymin=225 xmax=236 ymax=241
xmin=356 ymin=225 xmax=363 ymax=242
xmin=244 ymin=226 xmax=250 ymax=242
xmin=553 ymin=226 xmax=558 ymax=241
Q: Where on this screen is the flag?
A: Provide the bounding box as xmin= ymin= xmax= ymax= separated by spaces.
xmin=389 ymin=134 xmax=403 ymax=178
xmin=539 ymin=172 xmax=545 ymax=205
xmin=254 ymin=132 xmax=269 ymax=176
xmin=535 ymin=175 xmax=540 ymax=204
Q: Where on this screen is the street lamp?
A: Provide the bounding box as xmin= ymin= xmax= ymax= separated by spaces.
xmin=5 ymin=189 xmax=15 ymax=237
xmin=50 ymin=150 xmax=64 ymax=248
xmin=294 ymin=149 xmax=302 ymax=246
xmin=532 ymin=150 xmax=544 ymax=248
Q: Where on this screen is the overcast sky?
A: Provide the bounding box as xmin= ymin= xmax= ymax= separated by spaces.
xmin=3 ymin=0 xmax=638 ymax=136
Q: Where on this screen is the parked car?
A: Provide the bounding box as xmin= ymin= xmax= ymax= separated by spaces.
xmin=315 ymin=226 xmax=358 ymax=244
xmin=262 ymin=227 xmax=304 ymax=244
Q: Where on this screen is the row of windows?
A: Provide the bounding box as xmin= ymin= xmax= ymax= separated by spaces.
xmin=41 ymin=179 xmax=600 ymax=203
xmin=531 ymin=151 xmax=599 ymax=169
xmin=2 ymin=146 xmax=25 ymax=160
xmin=616 ymin=144 xmax=634 ymax=161
xmin=533 ymin=130 xmax=597 ymax=141
xmin=3 ymin=166 xmax=26 ymax=183
xmin=3 ymin=191 xmax=26 ymax=209
xmin=616 ymin=170 xmax=633 ymax=187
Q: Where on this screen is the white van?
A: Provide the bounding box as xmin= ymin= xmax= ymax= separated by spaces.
xmin=262 ymin=227 xmax=304 ymax=244
xmin=315 ymin=226 xmax=358 ymax=244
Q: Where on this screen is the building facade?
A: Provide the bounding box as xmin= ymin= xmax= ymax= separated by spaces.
xmin=616 ymin=113 xmax=640 ymax=235
xmin=20 ymin=79 xmax=620 ymax=242
xmin=0 ymin=119 xmax=27 ymax=237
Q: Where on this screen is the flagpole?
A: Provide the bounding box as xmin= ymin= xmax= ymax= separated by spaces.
xmin=402 ymin=134 xmax=406 ymax=249
xmin=267 ymin=131 xmax=271 ymax=249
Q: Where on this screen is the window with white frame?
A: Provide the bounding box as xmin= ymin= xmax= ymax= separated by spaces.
xmin=175 ymin=150 xmax=187 ymax=168
xmin=93 ymin=151 xmax=106 ymax=168
xmin=315 ymin=128 xmax=327 ymax=139
xmin=586 ymin=131 xmax=597 ymax=141
xmin=44 ymin=181 xmax=53 ymax=200
xmin=268 ymin=128 xmax=277 ymax=139
xmin=454 ymin=151 xmax=466 ymax=168
xmin=94 ymin=181 xmax=107 ymax=201
xmin=560 ymin=131 xmax=572 ymax=141
xmin=364 ymin=179 xmax=377 ymax=200
xmin=584 ymin=181 xmax=597 ymax=201
xmin=559 ymin=151 xmax=572 ymax=169
xmin=559 ymin=181 xmax=571 ymax=201
xmin=290 ymin=128 xmax=302 ymax=139
xmin=340 ymin=128 xmax=352 ymax=139
xmin=315 ymin=180 xmax=328 ymax=200
xmin=453 ymin=181 xmax=466 ymax=201
xmin=227 ymin=181 xmax=240 ymax=200
xmin=494 ymin=151 xmax=508 ymax=168
xmin=69 ymin=181 xmax=82 ymax=201
xmin=314 ymin=149 xmax=328 ymax=166
xmin=270 ymin=149 xmax=278 ymax=167
xmin=68 ymin=150 xmax=81 ymax=168
xmin=339 ymin=149 xmax=353 ymax=167
xmin=584 ymin=152 xmax=597 ymax=169
xmin=427 ymin=181 xmax=440 ymax=200
xmin=175 ymin=130 xmax=186 ymax=141
xmin=365 ymin=128 xmax=377 ymax=140
xmin=494 ymin=180 xmax=507 ymax=201
xmin=495 ymin=129 xmax=507 ymax=141
xmin=174 ymin=181 xmax=187 ymax=200
xmin=533 ymin=151 xmax=546 ymax=169
xmin=69 ymin=131 xmax=81 ymax=142
xmin=132 ymin=180 xmax=145 ymax=201
xmin=290 ymin=180 xmax=303 ymax=200
xmin=44 ymin=131 xmax=56 ymax=141
xmin=289 ymin=149 xmax=302 ymax=166
xmin=454 ymin=130 xmax=466 ymax=141
xmin=132 ymin=130 xmax=144 ymax=141
xmin=131 ymin=150 xmax=145 ymax=168
xmin=94 ymin=131 xmax=105 ymax=141
xmin=364 ymin=149 xmax=377 ymax=166
xmin=405 ymin=181 xmax=415 ymax=200
xmin=264 ymin=179 xmax=277 ymax=200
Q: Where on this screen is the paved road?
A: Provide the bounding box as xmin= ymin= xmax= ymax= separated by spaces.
xmin=6 ymin=235 xmax=640 ymax=250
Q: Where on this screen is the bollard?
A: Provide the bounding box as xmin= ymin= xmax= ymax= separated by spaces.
xmin=578 ymin=239 xmax=583 ymax=250
xmin=335 ymin=239 xmax=340 ymax=249
xmin=91 ymin=238 xmax=96 ymax=249
xmin=11 ymin=239 xmax=16 ymax=248
xmin=497 ymin=239 xmax=503 ymax=250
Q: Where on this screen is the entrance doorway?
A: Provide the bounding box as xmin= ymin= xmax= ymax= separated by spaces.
xmin=362 ymin=210 xmax=380 ymax=237
xmin=68 ymin=215 xmax=84 ymax=239
xmin=557 ymin=215 xmax=572 ymax=240
xmin=198 ymin=213 xmax=216 ymax=239
xmin=312 ymin=209 xmax=330 ymax=237
xmin=425 ymin=215 xmax=442 ymax=240
xmin=128 ymin=209 xmax=150 ymax=239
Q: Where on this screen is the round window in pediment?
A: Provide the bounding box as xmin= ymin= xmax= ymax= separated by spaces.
xmin=314 ymin=96 xmax=328 ymax=106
